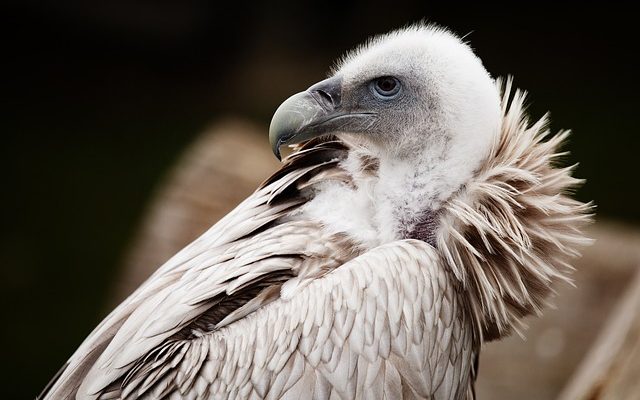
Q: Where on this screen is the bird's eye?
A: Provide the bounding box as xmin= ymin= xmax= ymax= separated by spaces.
xmin=372 ymin=76 xmax=401 ymax=98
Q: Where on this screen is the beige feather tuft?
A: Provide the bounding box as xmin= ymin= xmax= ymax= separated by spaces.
xmin=436 ymin=77 xmax=594 ymax=341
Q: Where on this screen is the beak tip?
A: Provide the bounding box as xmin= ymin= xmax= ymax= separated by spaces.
xmin=269 ymin=84 xmax=338 ymax=162
xmin=270 ymin=132 xmax=283 ymax=160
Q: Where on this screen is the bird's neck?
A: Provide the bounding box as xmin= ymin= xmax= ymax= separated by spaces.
xmin=307 ymin=140 xmax=485 ymax=248
xmin=364 ymin=144 xmax=478 ymax=244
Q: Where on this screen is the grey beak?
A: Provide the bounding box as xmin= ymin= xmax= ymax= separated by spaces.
xmin=269 ymin=76 xmax=343 ymax=160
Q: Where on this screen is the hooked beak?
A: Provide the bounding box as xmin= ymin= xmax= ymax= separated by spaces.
xmin=269 ymin=75 xmax=375 ymax=160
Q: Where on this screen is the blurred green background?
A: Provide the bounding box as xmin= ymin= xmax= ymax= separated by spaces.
xmin=2 ymin=1 xmax=639 ymax=398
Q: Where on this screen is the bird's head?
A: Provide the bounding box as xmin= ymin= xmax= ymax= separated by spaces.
xmin=270 ymin=24 xmax=501 ymax=182
xmin=271 ymin=25 xmax=592 ymax=343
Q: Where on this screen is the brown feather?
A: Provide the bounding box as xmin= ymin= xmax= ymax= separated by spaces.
xmin=436 ymin=78 xmax=593 ymax=341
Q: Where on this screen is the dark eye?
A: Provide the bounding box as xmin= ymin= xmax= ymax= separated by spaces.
xmin=372 ymin=76 xmax=401 ymax=98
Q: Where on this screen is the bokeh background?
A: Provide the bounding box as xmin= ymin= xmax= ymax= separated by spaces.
xmin=3 ymin=1 xmax=639 ymax=399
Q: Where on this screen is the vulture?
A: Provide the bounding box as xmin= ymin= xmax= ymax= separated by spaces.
xmin=40 ymin=25 xmax=592 ymax=400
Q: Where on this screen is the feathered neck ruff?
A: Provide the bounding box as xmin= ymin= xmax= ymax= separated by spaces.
xmin=436 ymin=78 xmax=593 ymax=341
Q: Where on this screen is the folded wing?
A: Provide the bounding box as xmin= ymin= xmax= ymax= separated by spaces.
xmin=103 ymin=240 xmax=474 ymax=399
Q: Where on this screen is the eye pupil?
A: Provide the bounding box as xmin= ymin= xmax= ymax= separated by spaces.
xmin=380 ymin=78 xmax=394 ymax=91
xmin=373 ymin=76 xmax=400 ymax=97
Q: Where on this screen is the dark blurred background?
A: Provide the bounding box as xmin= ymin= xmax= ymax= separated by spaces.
xmin=2 ymin=1 xmax=639 ymax=398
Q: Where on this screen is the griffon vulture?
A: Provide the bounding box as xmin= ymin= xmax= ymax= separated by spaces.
xmin=40 ymin=24 xmax=592 ymax=400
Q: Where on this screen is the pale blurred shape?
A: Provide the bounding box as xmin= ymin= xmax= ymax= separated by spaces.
xmin=535 ymin=327 xmax=565 ymax=359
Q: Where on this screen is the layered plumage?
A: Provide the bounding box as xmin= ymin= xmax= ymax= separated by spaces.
xmin=41 ymin=25 xmax=591 ymax=400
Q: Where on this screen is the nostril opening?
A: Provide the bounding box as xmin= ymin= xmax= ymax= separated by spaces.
xmin=315 ymin=89 xmax=333 ymax=106
xmin=307 ymin=76 xmax=342 ymax=109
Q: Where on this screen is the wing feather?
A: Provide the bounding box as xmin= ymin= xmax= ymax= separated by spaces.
xmin=42 ymin=136 xmax=477 ymax=399
xmin=40 ymin=140 xmax=351 ymax=400
xmin=105 ymin=240 xmax=476 ymax=400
